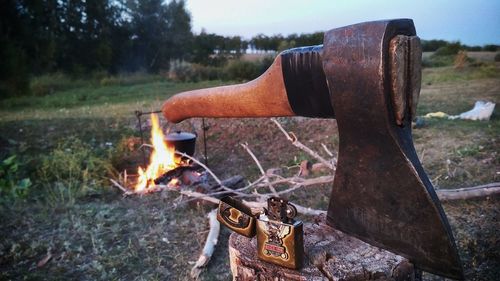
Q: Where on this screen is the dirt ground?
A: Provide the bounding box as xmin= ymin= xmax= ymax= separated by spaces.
xmin=0 ymin=65 xmax=499 ymax=280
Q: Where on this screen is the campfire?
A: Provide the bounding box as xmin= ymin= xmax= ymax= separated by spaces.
xmin=133 ymin=114 xmax=203 ymax=193
xmin=135 ymin=114 xmax=177 ymax=191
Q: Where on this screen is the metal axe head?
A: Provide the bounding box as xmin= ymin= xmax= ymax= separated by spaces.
xmin=162 ymin=19 xmax=463 ymax=279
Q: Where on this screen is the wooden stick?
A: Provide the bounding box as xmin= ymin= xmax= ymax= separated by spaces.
xmin=180 ymin=190 xmax=220 ymax=204
xmin=436 ymin=182 xmax=500 ymax=201
xmin=244 ymin=200 xmax=325 ymax=216
xmin=321 ymin=143 xmax=335 ymax=157
xmin=256 ymin=175 xmax=334 ymax=188
xmin=109 ymin=178 xmax=132 ymax=195
xmin=190 ymin=208 xmax=221 ymax=280
xmin=241 ymin=143 xmax=278 ymax=195
xmin=176 ymin=152 xmax=222 ymax=185
xmin=271 ymin=118 xmax=335 ymax=170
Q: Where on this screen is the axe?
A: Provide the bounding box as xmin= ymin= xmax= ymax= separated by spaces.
xmin=162 ymin=19 xmax=463 ymax=279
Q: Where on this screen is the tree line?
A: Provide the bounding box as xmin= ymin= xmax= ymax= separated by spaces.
xmin=421 ymin=39 xmax=498 ymax=53
xmin=1 ymin=0 xmax=498 ymax=98
xmin=0 ymin=0 xmax=325 ymax=97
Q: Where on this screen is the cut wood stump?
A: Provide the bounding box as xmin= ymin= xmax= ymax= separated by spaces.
xmin=229 ymin=215 xmax=419 ymax=281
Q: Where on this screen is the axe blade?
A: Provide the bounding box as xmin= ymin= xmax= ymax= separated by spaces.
xmin=323 ymin=19 xmax=463 ymax=279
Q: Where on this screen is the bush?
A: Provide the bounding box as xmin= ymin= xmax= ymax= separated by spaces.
xmin=495 ymin=53 xmax=500 ymax=62
xmin=433 ymin=41 xmax=463 ymax=56
xmin=421 ymin=39 xmax=449 ymax=52
xmin=37 ymin=138 xmax=113 ymax=206
xmin=258 ymin=56 xmax=274 ymax=73
xmin=223 ymin=60 xmax=260 ymax=81
xmin=422 ymin=55 xmax=455 ymax=67
xmin=168 ymin=57 xmax=275 ymax=82
xmin=422 ymin=42 xmax=469 ymax=68
xmin=30 ymin=73 xmax=91 ymax=96
xmin=0 ymin=155 xmax=32 ymax=204
xmin=99 ymin=72 xmax=164 ymax=86
xmin=168 ymin=61 xmax=224 ymax=82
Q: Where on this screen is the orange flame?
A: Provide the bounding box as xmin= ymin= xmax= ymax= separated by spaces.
xmin=135 ymin=114 xmax=177 ymax=192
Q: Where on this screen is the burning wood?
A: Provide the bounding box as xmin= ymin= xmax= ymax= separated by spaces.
xmin=154 ymin=164 xmax=203 ymax=185
xmin=135 ymin=114 xmax=178 ymax=192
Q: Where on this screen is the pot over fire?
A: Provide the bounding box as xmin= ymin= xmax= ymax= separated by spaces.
xmin=165 ymin=130 xmax=196 ymax=157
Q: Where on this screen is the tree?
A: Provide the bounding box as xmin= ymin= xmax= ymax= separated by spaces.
xmin=164 ymin=0 xmax=192 ymax=61
xmin=0 ymin=0 xmax=33 ymax=97
xmin=191 ymin=31 xmax=226 ymax=66
xmin=127 ymin=0 xmax=191 ymax=72
xmin=421 ymin=39 xmax=449 ymax=52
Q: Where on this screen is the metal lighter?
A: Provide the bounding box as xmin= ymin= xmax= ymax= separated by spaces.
xmin=217 ymin=196 xmax=304 ymax=269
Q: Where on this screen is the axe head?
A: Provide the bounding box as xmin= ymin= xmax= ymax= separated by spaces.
xmin=322 ymin=19 xmax=463 ymax=279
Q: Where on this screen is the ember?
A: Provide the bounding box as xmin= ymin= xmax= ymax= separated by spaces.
xmin=135 ymin=114 xmax=178 ymax=192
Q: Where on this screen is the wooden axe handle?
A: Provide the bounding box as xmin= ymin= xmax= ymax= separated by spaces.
xmin=162 ymin=56 xmax=294 ymax=123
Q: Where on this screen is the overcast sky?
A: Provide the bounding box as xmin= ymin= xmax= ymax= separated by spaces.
xmin=185 ymin=0 xmax=500 ymax=46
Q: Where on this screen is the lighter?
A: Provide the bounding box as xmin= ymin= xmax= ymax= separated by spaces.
xmin=217 ymin=196 xmax=304 ymax=269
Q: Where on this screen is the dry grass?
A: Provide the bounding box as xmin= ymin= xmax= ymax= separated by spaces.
xmin=422 ymin=51 xmax=498 ymax=62
xmin=467 ymin=51 xmax=499 ymax=62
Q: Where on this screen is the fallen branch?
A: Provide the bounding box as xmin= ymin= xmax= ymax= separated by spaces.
xmin=244 ymin=200 xmax=325 ymax=216
xmin=321 ymin=143 xmax=335 ymax=157
xmin=176 ymin=190 xmax=327 ymax=217
xmin=190 ymin=208 xmax=220 ymax=280
xmin=179 ymin=190 xmax=220 ymax=204
xmin=255 ymin=175 xmax=334 ymax=189
xmin=271 ymin=118 xmax=335 ymax=170
xmin=436 ymin=182 xmax=500 ymax=201
xmin=241 ymin=143 xmax=278 ymax=195
xmin=110 ymin=178 xmax=132 ymax=195
xmin=299 ymin=160 xmax=332 ymax=176
xmin=176 ymin=152 xmax=222 ymax=185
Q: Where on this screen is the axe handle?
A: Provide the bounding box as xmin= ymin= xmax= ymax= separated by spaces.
xmin=162 ymin=56 xmax=294 ymax=123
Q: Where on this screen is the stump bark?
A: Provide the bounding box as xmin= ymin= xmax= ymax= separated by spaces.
xmin=228 ymin=216 xmax=419 ymax=281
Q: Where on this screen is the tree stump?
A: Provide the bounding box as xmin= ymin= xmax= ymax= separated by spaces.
xmin=228 ymin=215 xmax=419 ymax=281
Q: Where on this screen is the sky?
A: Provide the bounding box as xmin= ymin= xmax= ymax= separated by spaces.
xmin=185 ymin=0 xmax=500 ymax=46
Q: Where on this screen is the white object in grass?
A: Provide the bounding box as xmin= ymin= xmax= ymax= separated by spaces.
xmin=449 ymin=100 xmax=496 ymax=121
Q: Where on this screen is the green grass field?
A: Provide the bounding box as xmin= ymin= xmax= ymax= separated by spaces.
xmin=0 ymin=62 xmax=499 ymax=280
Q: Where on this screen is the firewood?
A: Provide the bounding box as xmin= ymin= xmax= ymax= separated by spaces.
xmin=208 ymin=175 xmax=245 ymax=193
xmin=190 ymin=208 xmax=220 ymax=280
xmin=153 ymin=164 xmax=202 ymax=185
xmin=299 ymin=160 xmax=331 ymax=176
xmin=192 ymin=175 xmax=245 ymax=207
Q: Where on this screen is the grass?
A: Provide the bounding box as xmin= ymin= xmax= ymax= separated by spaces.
xmin=0 ymin=61 xmax=499 ymax=280
xmin=1 ymin=79 xmax=223 ymax=116
xmin=422 ymin=63 xmax=499 ymax=85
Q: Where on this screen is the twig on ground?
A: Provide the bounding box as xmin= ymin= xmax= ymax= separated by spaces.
xmin=109 ymin=178 xmax=132 ymax=195
xmin=436 ymin=182 xmax=500 ymax=201
xmin=321 ymin=143 xmax=334 ymax=157
xmin=241 ymin=143 xmax=278 ymax=196
xmin=243 ymin=200 xmax=325 ymax=216
xmin=124 ymin=170 xmax=128 ymax=185
xmin=179 ymin=190 xmax=220 ymax=204
xmin=256 ymin=175 xmax=334 ymax=189
xmin=190 ymin=208 xmax=220 ymax=280
xmin=271 ymin=118 xmax=335 ymax=170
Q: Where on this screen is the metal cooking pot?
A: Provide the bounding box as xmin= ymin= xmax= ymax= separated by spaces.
xmin=165 ymin=131 xmax=197 ymax=157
